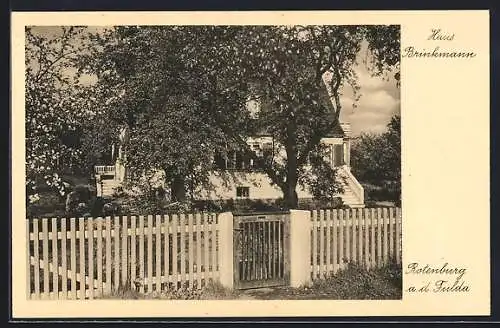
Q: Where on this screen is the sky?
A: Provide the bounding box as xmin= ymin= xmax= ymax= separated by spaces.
xmin=30 ymin=26 xmax=400 ymax=137
xmin=339 ymin=63 xmax=400 ymax=136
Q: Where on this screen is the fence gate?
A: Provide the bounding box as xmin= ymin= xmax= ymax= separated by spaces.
xmin=233 ymin=212 xmax=290 ymax=290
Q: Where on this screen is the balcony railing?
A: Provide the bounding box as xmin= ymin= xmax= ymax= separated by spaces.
xmin=94 ymin=165 xmax=115 ymax=175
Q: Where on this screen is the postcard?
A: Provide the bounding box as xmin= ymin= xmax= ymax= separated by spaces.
xmin=11 ymin=10 xmax=490 ymax=318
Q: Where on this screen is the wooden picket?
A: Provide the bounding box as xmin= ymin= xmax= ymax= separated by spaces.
xmin=188 ymin=214 xmax=194 ymax=289
xmin=395 ymin=208 xmax=401 ymax=264
xmin=147 ymin=215 xmax=154 ymax=292
xmin=310 ymin=207 xmax=402 ymax=280
xmin=332 ymin=210 xmax=338 ymax=274
xmin=345 ymin=209 xmax=351 ymax=264
xmin=196 ymin=213 xmax=202 ymax=289
xmin=87 ymin=218 xmax=94 ymax=299
xmin=130 ymin=216 xmax=136 ymax=290
xmin=33 ymin=219 xmax=40 ymax=299
xmin=211 ymin=214 xmax=218 ymax=278
xmin=171 ymin=214 xmax=178 ymax=288
xmin=351 ymin=209 xmax=356 ymax=263
xmin=113 ymin=216 xmax=120 ymax=289
xmin=163 ymin=214 xmax=169 ymax=290
xmin=27 ymin=212 xmax=221 ymax=300
xmin=105 ymin=217 xmax=112 ymax=295
xmin=78 ymin=218 xmax=85 ymax=300
xmin=96 ymin=218 xmax=103 ymax=296
xmin=311 ymin=211 xmax=318 ymax=278
xmin=70 ymin=218 xmax=77 ymax=299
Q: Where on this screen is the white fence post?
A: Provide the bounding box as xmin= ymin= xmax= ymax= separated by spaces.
xmin=289 ymin=210 xmax=312 ymax=288
xmin=218 ymin=212 xmax=234 ymax=290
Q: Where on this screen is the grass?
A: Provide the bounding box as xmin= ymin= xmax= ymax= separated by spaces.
xmin=254 ymin=262 xmax=402 ymax=300
xmin=98 ymin=280 xmax=241 ymax=300
xmin=98 ymin=262 xmax=401 ymax=300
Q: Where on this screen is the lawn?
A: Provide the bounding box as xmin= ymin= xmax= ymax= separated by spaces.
xmin=100 ymin=262 xmax=402 ymax=300
xmin=245 ymin=262 xmax=402 ymax=300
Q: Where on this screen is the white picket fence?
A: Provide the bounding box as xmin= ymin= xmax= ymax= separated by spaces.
xmin=26 ymin=207 xmax=402 ymax=300
xmin=310 ymin=207 xmax=401 ymax=279
xmin=27 ymin=213 xmax=220 ymax=300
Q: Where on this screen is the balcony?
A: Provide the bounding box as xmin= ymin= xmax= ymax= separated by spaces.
xmin=94 ymin=165 xmax=116 ymax=175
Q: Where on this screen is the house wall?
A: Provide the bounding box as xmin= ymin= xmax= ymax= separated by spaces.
xmin=114 ymin=132 xmax=353 ymax=202
xmin=195 ymin=171 xmax=313 ymax=200
xmin=194 ymin=135 xmax=349 ymax=201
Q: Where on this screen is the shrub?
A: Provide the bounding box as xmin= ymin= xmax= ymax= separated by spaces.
xmin=89 ymin=196 xmax=106 ymax=217
xmin=74 ymin=184 xmax=92 ymax=203
xmin=297 ymin=197 xmax=345 ymax=210
xmin=311 ymin=261 xmax=402 ymax=299
xmin=363 ymin=182 xmax=401 ymax=204
xmin=190 ymin=198 xmax=284 ymax=213
xmin=26 ymin=191 xmax=66 ymax=218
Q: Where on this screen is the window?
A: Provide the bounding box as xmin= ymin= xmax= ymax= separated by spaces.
xmin=236 ymin=152 xmax=251 ymax=170
xmin=236 ymin=186 xmax=250 ymax=198
xmin=213 ymin=151 xmax=227 ymax=170
xmin=334 ymin=144 xmax=344 ymax=167
xmin=227 ymin=151 xmax=237 ymax=169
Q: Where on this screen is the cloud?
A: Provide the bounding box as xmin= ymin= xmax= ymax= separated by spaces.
xmin=341 ymin=88 xmax=400 ymax=136
xmin=356 ymin=67 xmax=386 ymax=91
xmin=338 ymin=61 xmax=400 ymax=136
xmin=362 ymin=90 xmax=399 ymax=113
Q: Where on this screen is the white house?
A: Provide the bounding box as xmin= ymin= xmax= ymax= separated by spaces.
xmin=94 ymin=122 xmax=364 ymax=208
xmin=94 ymin=83 xmax=365 ymax=207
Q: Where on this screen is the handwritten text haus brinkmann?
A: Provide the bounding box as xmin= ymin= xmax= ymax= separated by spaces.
xmin=402 ymin=28 xmax=477 ymax=59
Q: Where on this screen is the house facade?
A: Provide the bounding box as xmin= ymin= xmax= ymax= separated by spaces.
xmin=193 ymin=123 xmax=364 ymax=207
xmin=94 ymin=120 xmax=365 ymax=208
xmin=94 ymin=78 xmax=365 ymax=208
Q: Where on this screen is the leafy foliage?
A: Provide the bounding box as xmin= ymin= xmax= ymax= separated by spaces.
xmin=351 ymin=116 xmax=401 ymax=203
xmin=77 ymin=26 xmax=255 ymax=202
xmin=25 ymin=27 xmax=102 ymax=202
xmin=308 ymin=261 xmax=402 ymax=300
xmin=79 ymin=26 xmax=399 ymax=208
xmin=28 ymin=25 xmax=400 ymax=210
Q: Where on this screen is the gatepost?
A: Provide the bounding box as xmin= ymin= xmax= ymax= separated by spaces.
xmin=289 ymin=210 xmax=312 ymax=288
xmin=217 ymin=212 xmax=234 ymax=289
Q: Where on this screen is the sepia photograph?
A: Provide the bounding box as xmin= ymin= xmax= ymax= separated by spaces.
xmin=24 ymin=24 xmax=402 ymax=301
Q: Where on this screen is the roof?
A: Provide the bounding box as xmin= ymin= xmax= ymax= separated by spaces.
xmin=318 ymin=79 xmax=345 ymax=138
xmin=248 ymin=78 xmax=347 ymax=138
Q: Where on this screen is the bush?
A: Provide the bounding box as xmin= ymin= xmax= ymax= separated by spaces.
xmin=74 ymin=184 xmax=93 ymax=202
xmin=297 ymin=197 xmax=345 ymax=210
xmin=191 ymin=198 xmax=287 ymax=213
xmin=363 ymin=183 xmax=400 ymax=204
xmin=26 ymin=191 xmax=66 ymax=218
xmin=311 ymin=261 xmax=402 ymax=299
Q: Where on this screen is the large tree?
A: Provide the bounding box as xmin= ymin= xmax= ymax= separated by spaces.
xmin=80 ymin=25 xmax=400 ymax=209
xmin=78 ymin=26 xmax=254 ymax=201
xmin=25 ymin=26 xmax=99 ymax=202
xmin=214 ymin=25 xmax=400 ymax=208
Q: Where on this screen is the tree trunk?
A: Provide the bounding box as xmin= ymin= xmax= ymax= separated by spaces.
xmin=282 ymin=181 xmax=298 ymax=209
xmin=283 ymin=124 xmax=299 ymax=209
xmin=171 ymin=175 xmax=186 ymax=202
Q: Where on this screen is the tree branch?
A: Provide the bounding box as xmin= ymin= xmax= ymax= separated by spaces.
xmin=35 ymin=45 xmax=93 ymax=83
